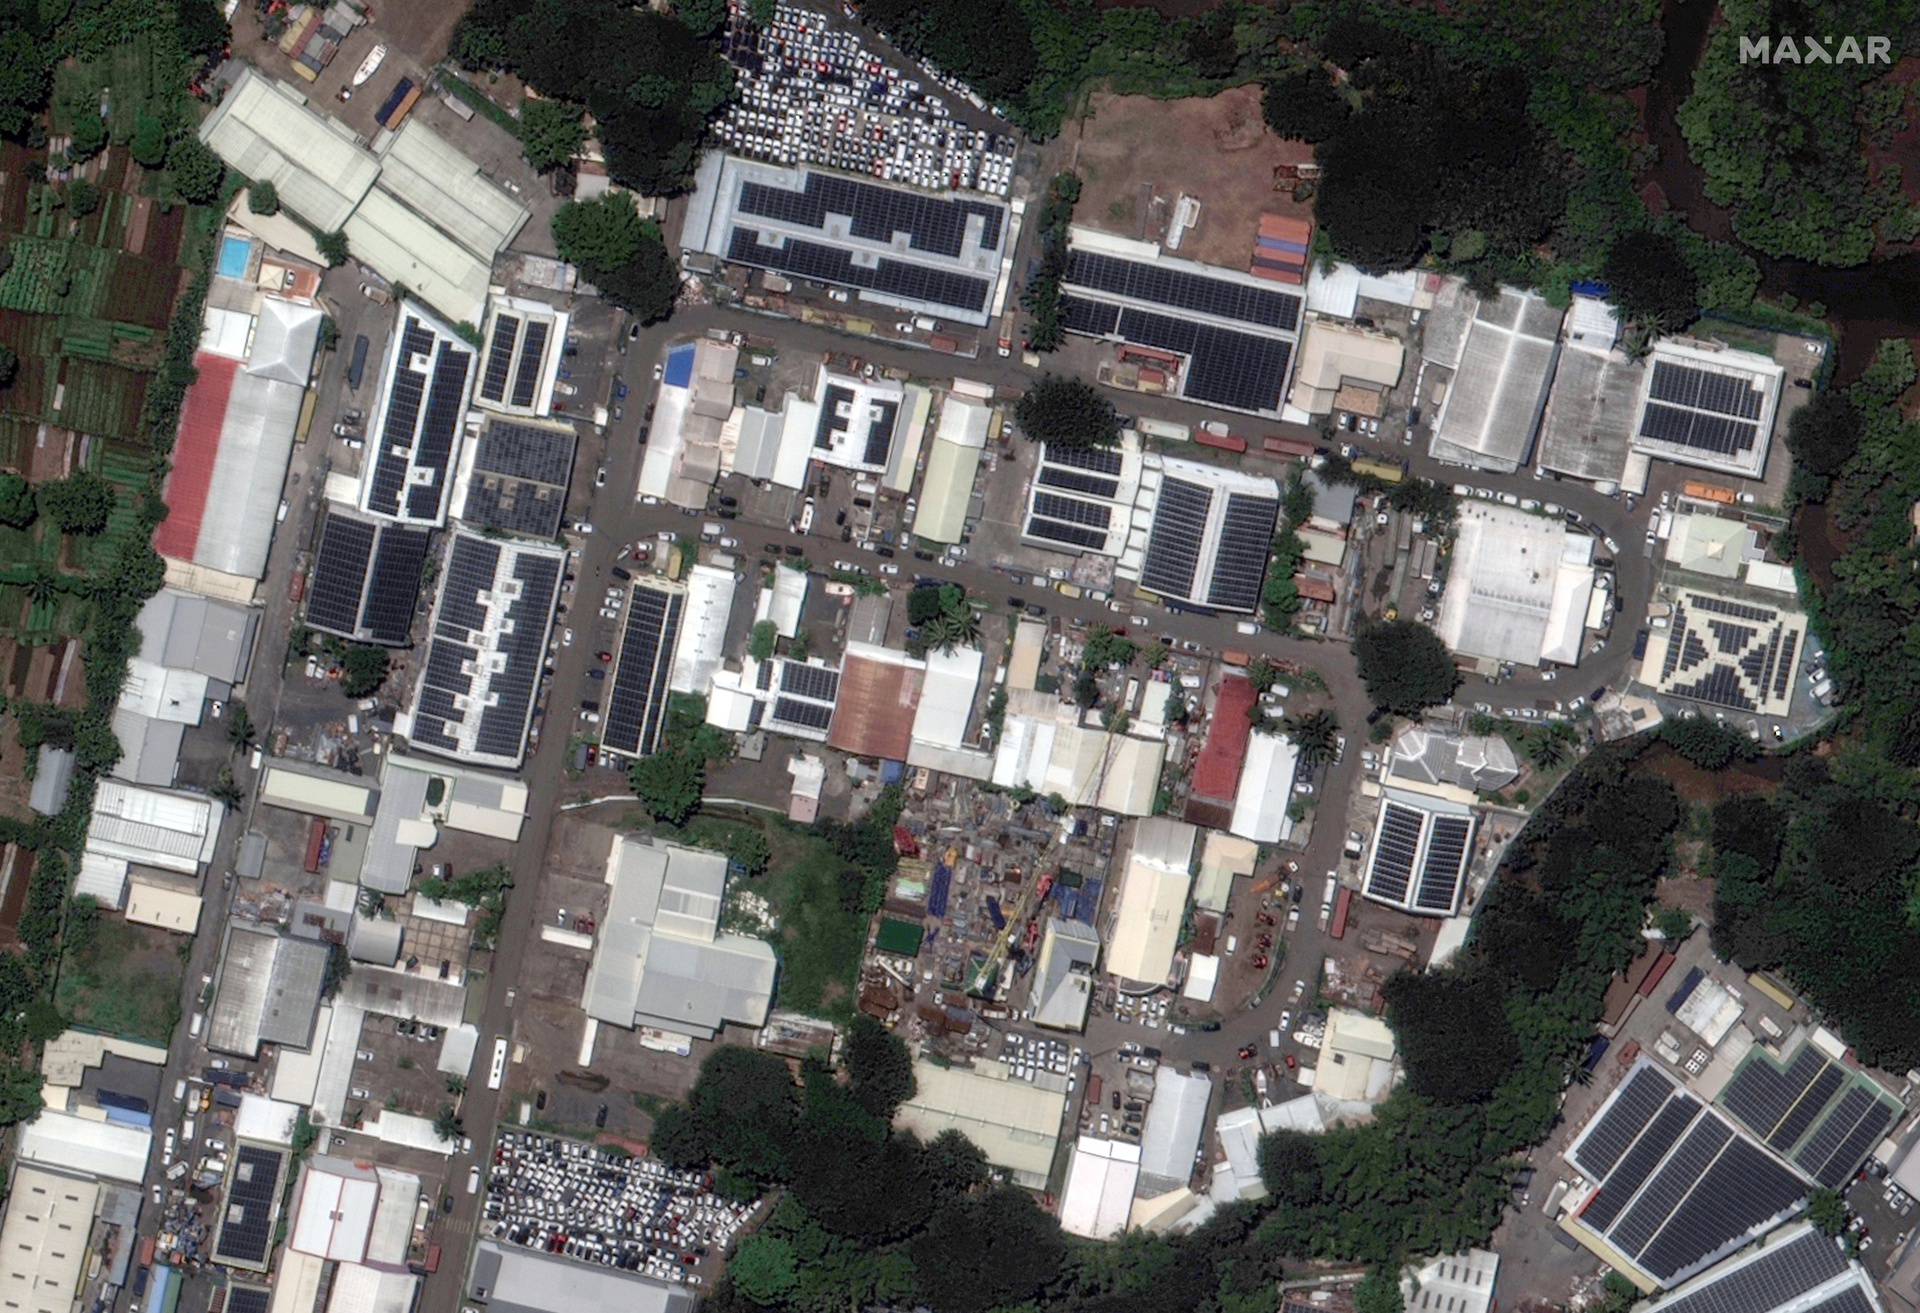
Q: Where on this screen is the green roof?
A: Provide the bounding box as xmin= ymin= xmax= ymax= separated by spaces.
xmin=875 ymin=918 xmax=925 ymax=958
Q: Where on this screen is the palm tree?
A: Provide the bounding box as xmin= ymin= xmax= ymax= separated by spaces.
xmin=226 ymin=701 xmax=254 ymax=751
xmin=1282 ymin=709 xmax=1339 ymax=766
xmin=1525 ymin=722 xmax=1577 ymax=769
xmin=24 ymin=571 xmax=58 ymax=608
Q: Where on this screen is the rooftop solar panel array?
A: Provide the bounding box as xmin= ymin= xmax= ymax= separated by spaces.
xmin=212 ymin=1145 xmax=285 ymax=1267
xmin=1647 ymin=1226 xmax=1846 ymax=1313
xmin=1795 ymin=1085 xmax=1898 ymax=1188
xmin=601 ymin=582 xmax=683 ymax=757
xmin=737 ymin=171 xmax=1005 ymax=258
xmin=1365 ymin=802 xmax=1424 ymax=907
xmin=1650 ymin=361 xmax=1765 ymax=419
xmin=366 ymin=315 xmax=474 ymax=524
xmin=1805 ymin=1289 xmax=1879 ymax=1313
xmin=773 ymin=697 xmax=834 ymax=731
xmin=1046 ymin=444 xmax=1125 ymax=476
xmin=780 ymin=663 xmax=841 ymax=703
xmin=1206 ymin=493 xmax=1278 ymax=611
xmin=1066 ymin=251 xmax=1302 ymax=332
xmin=479 ymin=314 xmax=519 ymax=404
xmin=1413 ymin=814 xmax=1472 ymax=914
xmin=1025 ymin=516 xmax=1108 ymax=550
xmin=1637 ymin=361 xmax=1767 ymax=459
xmin=410 ymin=535 xmax=560 ymax=764
xmin=1117 ymin=308 xmax=1295 ymax=413
xmin=1657 ymin=593 xmax=1798 ymax=714
xmin=1571 ymin=1063 xmax=1812 ymax=1288
xmin=473 ymin=420 xmax=576 ymax=489
xmin=727 ymin=227 xmax=991 ymax=315
xmin=227 ymin=1287 xmax=272 ymax=1313
xmin=1037 ymin=465 xmax=1121 ymax=499
xmin=1139 ymin=477 xmax=1212 ymax=600
xmin=305 ymin=509 xmax=429 ymax=646
xmin=510 ymin=318 xmax=550 ymax=410
xmin=1060 ymin=296 xmax=1120 ymax=337
xmin=306 ymin=511 xmax=376 ymax=636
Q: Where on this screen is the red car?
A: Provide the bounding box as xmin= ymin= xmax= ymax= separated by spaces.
xmin=596 ymin=651 xmax=614 ymax=663
xmin=1284 ymin=1054 xmax=1297 ymax=1071
xmin=1250 ymin=954 xmax=1270 ymax=970
xmin=1257 ymin=935 xmax=1274 ymax=950
xmin=1256 ymin=912 xmax=1275 ymax=927
xmin=1236 ymin=1044 xmax=1257 ymax=1061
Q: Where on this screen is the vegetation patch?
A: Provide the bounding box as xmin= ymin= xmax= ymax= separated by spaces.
xmin=54 ymin=903 xmax=186 ymax=1046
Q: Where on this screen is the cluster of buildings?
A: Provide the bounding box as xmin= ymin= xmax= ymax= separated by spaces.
xmin=1544 ymin=934 xmax=1911 ymax=1312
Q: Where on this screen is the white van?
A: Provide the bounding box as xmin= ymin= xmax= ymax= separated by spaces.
xmin=189 ymin=1012 xmax=204 ymax=1039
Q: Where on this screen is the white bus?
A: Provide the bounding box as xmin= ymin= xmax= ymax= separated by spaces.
xmin=487 ymin=1038 xmax=508 ymax=1090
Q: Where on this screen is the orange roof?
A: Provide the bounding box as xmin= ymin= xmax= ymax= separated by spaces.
xmin=827 ymin=651 xmax=924 ymax=761
xmin=1258 ymin=214 xmax=1314 ymax=242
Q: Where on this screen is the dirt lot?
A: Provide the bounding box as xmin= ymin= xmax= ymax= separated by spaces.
xmin=1063 ymin=85 xmax=1315 ymax=268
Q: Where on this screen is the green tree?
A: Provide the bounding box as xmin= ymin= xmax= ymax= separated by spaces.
xmin=339 ymin=645 xmax=391 ymax=698
xmin=844 ymin=1016 xmax=915 ymax=1119
xmin=1263 ymin=65 xmax=1349 ymax=143
xmin=675 ymin=0 xmax=727 ymax=36
xmin=728 ymin=1234 xmax=798 ymax=1306
xmin=1601 ymin=230 xmax=1698 ymax=332
xmin=748 ymin=0 xmax=775 ymax=24
xmin=748 ymin=620 xmax=778 ymax=661
xmin=1653 ymin=906 xmax=1692 ymax=942
xmin=68 ymin=113 xmax=107 ymax=161
xmin=910 ymin=1186 xmax=1065 ymax=1313
xmin=1354 ymin=620 xmax=1459 ymax=715
xmin=1354 ymin=1267 xmax=1406 ymax=1313
xmin=1808 ymin=1187 xmax=1847 ymax=1237
xmin=518 ymin=97 xmax=585 ymax=173
xmin=1013 ymin=375 xmax=1120 ymax=450
xmin=1660 ymin=717 xmax=1751 ymax=770
xmin=652 ymin=1047 xmax=801 ymax=1183
xmin=248 ymin=180 xmax=279 ymax=215
xmin=586 ymin=231 xmax=680 ymax=323
xmin=1783 ymin=390 xmax=1860 ymax=481
xmin=1081 ymin=628 xmax=1138 ymax=670
xmin=630 ymin=751 xmax=704 ymax=826
xmin=433 ymin=1105 xmax=463 ymax=1142
xmin=0 ymin=473 xmax=34 ymax=526
xmin=0 ymin=28 xmax=52 ymax=139
xmin=129 ymin=113 xmax=170 ymax=168
xmin=0 ymin=345 xmax=17 ymax=392
xmin=65 ymin=178 xmax=99 ymax=218
xmin=1257 ymin=1129 xmax=1324 ymax=1206
xmin=453 ymin=16 xmax=510 ymax=69
xmin=1381 ymin=970 xmax=1519 ymax=1104
xmin=167 ymin=136 xmax=225 ymax=203
xmin=38 ymin=473 xmax=115 ymax=534
xmin=316 ymin=229 xmax=349 ymax=268
xmin=1281 ymin=709 xmax=1339 ymax=765
xmin=553 ymin=191 xmax=647 ymax=270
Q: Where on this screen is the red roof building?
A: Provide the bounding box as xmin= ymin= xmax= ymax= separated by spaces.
xmin=1190 ymin=675 xmax=1255 ymax=803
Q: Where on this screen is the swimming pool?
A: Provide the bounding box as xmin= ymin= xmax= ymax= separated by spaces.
xmin=216 ymin=234 xmax=254 ymax=280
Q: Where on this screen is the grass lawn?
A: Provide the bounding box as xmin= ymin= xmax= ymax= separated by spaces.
xmin=55 ymin=915 xmax=185 ymax=1046
xmin=636 ymin=810 xmax=868 ymax=1022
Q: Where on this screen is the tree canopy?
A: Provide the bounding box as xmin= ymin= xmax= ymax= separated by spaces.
xmin=248 ymin=180 xmax=279 ymax=215
xmin=1353 ymin=620 xmax=1459 ymax=715
xmin=1601 ymin=230 xmax=1699 ymax=332
xmin=454 ymin=0 xmax=732 ymax=196
xmin=1262 ymin=64 xmax=1349 ymax=143
xmin=1013 ymin=375 xmax=1120 ymax=450
xmin=38 ymin=473 xmax=115 ymax=534
xmin=552 ymin=194 xmax=680 ymax=322
xmin=338 ymin=645 xmax=390 ymax=698
xmin=518 ymin=97 xmax=586 ymax=174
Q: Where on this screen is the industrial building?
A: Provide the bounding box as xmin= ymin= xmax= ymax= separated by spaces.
xmin=827 ymin=643 xmax=925 ymax=763
xmin=894 ymin=1058 xmax=1067 ymax=1191
xmin=208 ymin=923 xmax=330 ymax=1058
xmin=1058 ymin=228 xmax=1304 ymax=416
xmin=1537 ymin=324 xmax=1644 ymax=485
xmin=303 ymin=506 xmax=433 ymax=646
xmin=582 ymin=837 xmax=777 ymax=1043
xmin=472 ymin=295 xmax=569 ymax=420
xmin=1713 ymin=1036 xmax=1901 ymax=1190
xmin=1630 ymin=339 xmax=1785 ymax=482
xmin=1137 ymin=1066 xmax=1212 ymax=1196
xmin=114 ymin=589 xmax=260 ymax=785
xmin=601 ymin=578 xmax=689 ymax=760
xmin=1360 ymin=785 xmax=1477 ymax=918
xmin=1663 ymin=511 xmax=1759 ymax=581
xmin=1402 ymin=1250 xmax=1501 ymax=1313
xmin=1639 ymin=1223 xmax=1883 ymax=1313
xmin=912 ymin=392 xmax=992 ymax=544
xmin=1562 ymin=1059 xmax=1811 ymax=1291
xmin=1020 ymin=433 xmax=1147 ymax=559
xmin=681 ymin=154 xmax=1010 ymax=326
xmin=160 ymin=293 xmax=323 ymax=586
xmin=706 ymin=655 xmax=843 ymax=744
xmin=402 ymin=532 xmax=564 ymax=769
xmin=1312 ymin=1008 xmax=1399 ymax=1104
xmin=1123 ymin=455 xmax=1281 ymax=614
xmin=1031 ymin=917 xmax=1101 ymax=1032
xmin=450 ymin=417 xmax=578 ymax=540
xmin=668 ymin=565 xmax=738 ymax=698
xmin=1286 ymin=319 xmax=1406 ymax=417
xmin=358 ymin=303 xmax=477 ymax=528
xmin=1437 ymin=503 xmax=1596 ymax=668
xmin=1637 ymin=586 xmax=1808 ymax=718
xmin=1385 ymin=725 xmax=1519 ymax=794
xmin=991 ymin=690 xmax=1164 ymax=816
xmin=14 ymin=1112 xmax=151 ymax=1186
xmin=81 ymin=782 xmax=224 ymax=906
xmin=1229 ymin=730 xmax=1299 ymax=844
xmin=1106 ymin=818 xmax=1197 ymax=988
xmin=637 ymin=339 xmax=738 ymax=508
xmin=468 ymin=1240 xmax=697 ymax=1313
xmin=1058 ymin=1136 xmax=1142 ymax=1240
xmin=198 ymin=70 xmax=529 ymax=322
xmin=1427 ymin=288 xmax=1564 ymax=473
xmin=211 ymin=1144 xmax=289 ymax=1271
xmin=0 ymin=1165 xmax=100 ymax=1313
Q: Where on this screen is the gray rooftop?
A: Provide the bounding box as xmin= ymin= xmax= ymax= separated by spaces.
xmin=470 ymin=1241 xmax=696 ymax=1313
xmin=209 ymin=925 xmax=329 ymax=1057
xmin=110 ymin=708 xmax=186 ymax=787
xmin=584 ymin=838 xmax=777 ymax=1040
xmin=1388 ymin=726 xmax=1520 ymax=793
xmin=135 ymin=590 xmax=260 ymax=685
xmin=1537 ymin=347 xmax=1644 ymax=483
xmin=348 ymin=916 xmax=404 ymax=967
xmin=1032 ymin=917 xmax=1100 ymax=1031
xmin=361 ymin=762 xmax=432 ymax=895
xmin=30 ymin=747 xmax=75 ymax=816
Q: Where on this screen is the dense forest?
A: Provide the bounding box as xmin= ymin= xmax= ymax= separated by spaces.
xmin=656 ymin=747 xmax=1682 ymax=1313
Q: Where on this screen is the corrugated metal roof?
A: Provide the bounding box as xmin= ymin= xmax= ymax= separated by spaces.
xmin=198 ymin=69 xmax=379 ymax=232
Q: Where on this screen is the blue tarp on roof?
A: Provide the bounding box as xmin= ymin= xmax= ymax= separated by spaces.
xmin=663 ymin=343 xmax=696 ymax=389
xmin=928 ymin=865 xmax=952 ymax=919
xmin=1073 ymin=877 xmax=1102 ymax=925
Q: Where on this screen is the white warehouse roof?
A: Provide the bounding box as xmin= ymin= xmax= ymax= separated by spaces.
xmin=198 ymin=68 xmax=378 ymax=232
xmin=1058 ymin=1136 xmax=1140 ymax=1240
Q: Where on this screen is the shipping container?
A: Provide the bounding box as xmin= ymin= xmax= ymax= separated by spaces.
xmin=1622 ymin=450 xmax=1652 ymax=497
xmin=1330 ymin=887 xmax=1352 ymax=940
xmin=1136 ymin=417 xmax=1190 ymax=442
xmin=1351 ymin=456 xmax=1406 ymax=484
xmin=1194 ymin=431 xmax=1248 ymax=454
xmin=1262 ymin=435 xmax=1317 ymax=459
xmin=346 ymin=334 xmax=370 ymax=390
xmin=1220 ymin=649 xmax=1250 ymax=667
xmin=1086 ymin=1075 xmax=1103 ymax=1108
xmin=1682 ymin=480 xmax=1736 ymax=506
xmin=302 ymin=818 xmax=326 ymax=874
